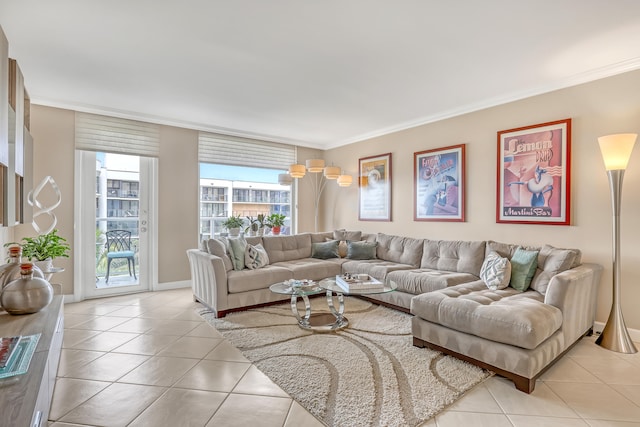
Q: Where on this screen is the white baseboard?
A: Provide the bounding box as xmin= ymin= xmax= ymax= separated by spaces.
xmin=154 ymin=280 xmax=191 ymax=291
xmin=593 ymin=321 xmax=640 ymax=342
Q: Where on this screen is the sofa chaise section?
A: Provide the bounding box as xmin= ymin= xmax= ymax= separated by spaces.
xmin=410 ymin=251 xmax=602 ymax=393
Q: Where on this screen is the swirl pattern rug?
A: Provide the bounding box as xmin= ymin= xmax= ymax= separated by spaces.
xmin=199 ymin=297 xmax=490 ymax=427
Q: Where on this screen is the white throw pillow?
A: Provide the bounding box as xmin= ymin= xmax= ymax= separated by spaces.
xmin=245 ymin=243 xmax=269 ymax=270
xmin=480 ymin=251 xmax=512 ymax=290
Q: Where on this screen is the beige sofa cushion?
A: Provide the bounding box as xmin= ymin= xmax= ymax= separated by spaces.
xmin=388 ymin=269 xmax=479 ymax=295
xmin=487 ymin=241 xmax=581 ymax=295
xmin=341 ymin=260 xmax=414 ymax=281
xmin=262 ymin=234 xmax=312 ymax=263
xmin=376 ymin=233 xmax=423 ymax=266
xmin=421 ymin=240 xmax=486 ymax=276
xmin=271 ymin=258 xmax=342 ymax=281
xmin=227 ymin=265 xmax=293 ymax=293
xmin=206 ymin=239 xmax=233 ymax=272
xmin=529 ymin=244 xmax=579 ymax=295
xmin=410 ymin=281 xmax=563 ymax=350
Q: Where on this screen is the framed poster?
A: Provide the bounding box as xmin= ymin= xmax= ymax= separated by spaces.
xmin=359 ymin=153 xmax=392 ymax=221
xmin=497 ymin=118 xmax=571 ymax=225
xmin=414 ymin=144 xmax=465 ymax=222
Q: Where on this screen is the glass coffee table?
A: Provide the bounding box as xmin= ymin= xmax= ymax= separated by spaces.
xmin=270 ymin=277 xmax=397 ymax=332
xmin=269 ymin=280 xmax=335 ymax=331
xmin=318 ymin=277 xmax=397 ymax=330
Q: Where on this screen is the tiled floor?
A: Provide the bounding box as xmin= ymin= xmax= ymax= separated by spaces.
xmin=50 ymin=288 xmax=640 ymax=427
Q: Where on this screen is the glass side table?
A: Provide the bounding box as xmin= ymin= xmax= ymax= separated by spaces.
xmin=269 ymin=280 xmax=340 ymax=332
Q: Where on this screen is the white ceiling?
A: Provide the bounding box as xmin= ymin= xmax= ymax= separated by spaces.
xmin=1 ymin=1 xmax=640 ymax=149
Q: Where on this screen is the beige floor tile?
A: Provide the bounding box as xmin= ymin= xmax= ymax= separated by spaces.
xmin=568 ymin=338 xmax=623 ymax=359
xmin=62 ymin=329 xmax=101 ymax=348
xmin=138 ymin=306 xmax=187 ymax=319
xmin=107 ymin=317 xmax=160 ymax=334
xmin=118 ymin=356 xmax=200 ymax=386
xmin=175 ymin=359 xmax=251 ymax=392
xmin=112 ymin=333 xmax=181 ymax=355
xmin=63 ymin=313 xmax=99 ymax=328
xmin=187 ymin=322 xmax=224 ymax=339
xmin=284 ymin=401 xmax=325 ymax=427
xmin=57 ymin=349 xmax=105 ymax=377
xmin=66 ymin=304 xmax=126 ymax=316
xmin=206 ymin=394 xmax=292 ymax=427
xmin=157 ymin=335 xmax=223 ymax=359
xmin=507 ymin=415 xmax=590 ymax=426
xmin=571 ymin=356 xmax=640 ymax=385
xmin=233 ymin=365 xmax=289 ymax=397
xmin=435 ymin=411 xmax=513 ymax=427
xmin=546 ymin=381 xmax=640 ymax=422
xmin=105 ymin=305 xmax=148 ymax=317
xmin=585 ymin=420 xmax=640 ymax=427
xmin=68 ymin=315 xmax=130 ymax=331
xmin=144 ymin=319 xmax=201 ymax=335
xmin=129 ymin=388 xmax=227 ymax=427
xmin=170 ymin=308 xmax=206 ymax=321
xmin=445 ymin=382 xmax=503 ymax=413
xmin=50 ymin=378 xmax=110 ymax=420
xmin=486 ymin=378 xmax=578 ymax=418
xmin=60 ymin=383 xmax=166 ymax=427
xmin=205 ymin=340 xmax=249 ymax=362
xmin=540 ymin=356 xmax=603 ymax=383
xmin=67 ymin=331 xmax=138 ymax=352
xmin=63 ymin=352 xmax=149 ymax=382
xmin=610 ymin=384 xmax=640 ymax=407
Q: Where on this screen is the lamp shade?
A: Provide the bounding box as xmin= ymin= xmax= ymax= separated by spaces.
xmin=598 ymin=133 xmax=637 ymax=170
xmin=289 ymin=164 xmax=306 ymax=178
xmin=306 ymin=159 xmax=325 ymax=173
xmin=323 ymin=166 xmax=341 ymax=179
xmin=337 ymin=174 xmax=353 ymax=187
xmin=278 ymin=173 xmax=292 ymax=186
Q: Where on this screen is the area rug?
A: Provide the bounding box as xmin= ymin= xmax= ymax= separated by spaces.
xmin=198 ymin=297 xmax=491 ymax=427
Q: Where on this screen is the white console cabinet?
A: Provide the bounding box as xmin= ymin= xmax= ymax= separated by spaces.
xmin=0 ymin=296 xmax=64 ymax=427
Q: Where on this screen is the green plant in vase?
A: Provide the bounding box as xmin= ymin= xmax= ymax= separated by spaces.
xmin=222 ymin=215 xmax=244 ymax=237
xmin=266 ymin=213 xmax=286 ymax=235
xmin=5 ymin=228 xmax=71 ymax=272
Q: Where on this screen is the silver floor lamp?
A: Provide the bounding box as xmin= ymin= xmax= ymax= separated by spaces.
xmin=596 ymin=133 xmax=637 ymax=354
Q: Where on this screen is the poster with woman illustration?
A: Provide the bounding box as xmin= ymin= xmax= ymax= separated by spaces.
xmin=414 ymin=144 xmax=465 ymax=222
xmin=497 ymin=119 xmax=571 ymax=225
xmin=359 ymin=153 xmax=392 ymax=221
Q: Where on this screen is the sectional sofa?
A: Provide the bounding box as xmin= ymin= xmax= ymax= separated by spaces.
xmin=187 ymin=230 xmax=602 ymax=393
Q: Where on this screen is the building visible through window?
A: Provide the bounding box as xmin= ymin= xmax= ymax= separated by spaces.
xmin=200 ymin=163 xmax=292 ymax=239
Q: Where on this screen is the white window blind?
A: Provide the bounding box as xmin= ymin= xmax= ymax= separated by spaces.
xmin=198 ymin=132 xmax=295 ymax=170
xmin=75 ymin=112 xmax=160 ymax=157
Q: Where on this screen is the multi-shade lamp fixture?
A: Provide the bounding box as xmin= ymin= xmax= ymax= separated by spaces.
xmin=278 ymin=159 xmax=352 ymax=231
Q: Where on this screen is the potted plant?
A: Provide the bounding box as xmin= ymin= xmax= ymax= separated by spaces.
xmin=222 ymin=215 xmax=244 ymax=237
xmin=266 ymin=213 xmax=286 ymax=235
xmin=245 ymin=216 xmax=259 ymax=236
xmin=256 ymin=213 xmax=267 ymax=236
xmin=5 ymin=228 xmax=71 ymax=272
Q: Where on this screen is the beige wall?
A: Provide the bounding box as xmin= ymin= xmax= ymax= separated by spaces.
xmin=323 ymin=68 xmax=640 ymax=329
xmin=15 ymin=107 xmax=321 ymax=294
xmin=158 ymin=125 xmax=199 ymax=283
xmin=16 ymin=69 xmax=640 ymax=330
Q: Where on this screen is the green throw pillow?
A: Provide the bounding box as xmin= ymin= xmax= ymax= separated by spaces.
xmin=312 ymin=240 xmax=340 ymax=259
xmin=509 ymin=248 xmax=539 ymax=291
xmin=347 ymin=241 xmax=377 ymax=260
xmin=228 ymin=237 xmax=248 ymax=271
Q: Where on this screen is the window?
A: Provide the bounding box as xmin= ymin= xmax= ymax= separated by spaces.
xmin=199 ymin=164 xmax=292 ymax=239
xmin=198 ymin=131 xmax=296 ymax=240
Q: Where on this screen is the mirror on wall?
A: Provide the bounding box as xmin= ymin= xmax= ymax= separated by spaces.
xmin=1 ymin=27 xmax=30 ymax=229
